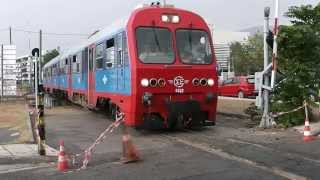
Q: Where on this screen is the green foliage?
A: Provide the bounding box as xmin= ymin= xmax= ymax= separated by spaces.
xmin=272 ymin=3 xmax=320 ymax=127
xmin=43 ymin=49 xmax=59 ymax=65
xmin=230 ymin=33 xmax=264 ymax=75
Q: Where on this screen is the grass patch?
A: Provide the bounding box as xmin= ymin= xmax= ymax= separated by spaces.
xmin=0 ymin=103 xmax=32 ymax=143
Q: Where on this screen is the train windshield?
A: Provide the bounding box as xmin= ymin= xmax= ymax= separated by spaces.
xmin=176 ymin=29 xmax=212 ymax=64
xmin=136 ymin=27 xmax=174 ymax=64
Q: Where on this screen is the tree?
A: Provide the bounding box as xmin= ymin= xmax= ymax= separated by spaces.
xmin=43 ymin=49 xmax=59 ymax=65
xmin=230 ymin=33 xmax=264 ymax=75
xmin=272 ymin=4 xmax=320 ymax=127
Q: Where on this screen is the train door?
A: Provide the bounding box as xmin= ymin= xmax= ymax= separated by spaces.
xmin=87 ymin=46 xmax=95 ymax=106
xmin=116 ymin=33 xmax=125 ymax=91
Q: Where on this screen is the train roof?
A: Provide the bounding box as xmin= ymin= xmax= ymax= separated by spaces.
xmin=44 ymin=16 xmax=129 ymax=69
xmin=43 ymin=4 xmax=207 ymax=69
xmin=44 ymin=55 xmax=61 ymax=68
xmin=61 ymin=16 xmax=128 ymax=59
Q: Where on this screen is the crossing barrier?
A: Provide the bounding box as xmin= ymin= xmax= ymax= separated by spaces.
xmin=60 ymin=112 xmax=140 ymax=172
xmin=271 ymin=101 xmax=316 ymax=142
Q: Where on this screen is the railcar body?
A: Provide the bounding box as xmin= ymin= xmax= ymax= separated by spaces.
xmin=43 ymin=4 xmax=219 ymax=129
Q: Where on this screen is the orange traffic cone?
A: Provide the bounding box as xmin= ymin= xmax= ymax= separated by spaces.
xmin=121 ymin=128 xmax=140 ymax=163
xmin=57 ymin=140 xmax=69 ymax=171
xmin=303 ymin=117 xmax=314 ymax=142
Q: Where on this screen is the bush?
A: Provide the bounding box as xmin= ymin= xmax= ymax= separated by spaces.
xmin=271 ymin=4 xmax=320 ymax=126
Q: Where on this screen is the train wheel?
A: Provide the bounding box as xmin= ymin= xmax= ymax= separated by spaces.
xmin=143 ymin=114 xmax=165 ymax=130
xmin=176 ymin=114 xmax=185 ymax=130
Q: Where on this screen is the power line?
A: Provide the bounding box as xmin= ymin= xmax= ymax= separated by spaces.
xmin=11 ymin=28 xmax=89 ymax=37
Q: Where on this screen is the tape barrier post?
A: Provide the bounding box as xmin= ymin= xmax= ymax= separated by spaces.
xmin=121 ymin=121 xmax=140 ymax=164
xmin=37 ymin=85 xmax=46 ymax=156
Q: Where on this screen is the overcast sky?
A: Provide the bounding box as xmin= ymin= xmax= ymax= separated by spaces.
xmin=0 ymin=0 xmax=318 ymax=56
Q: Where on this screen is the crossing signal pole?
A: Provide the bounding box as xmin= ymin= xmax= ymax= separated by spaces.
xmin=259 ymin=7 xmax=273 ymax=128
xmin=259 ymin=0 xmax=280 ymax=128
xmin=32 ymin=48 xmax=46 ymax=156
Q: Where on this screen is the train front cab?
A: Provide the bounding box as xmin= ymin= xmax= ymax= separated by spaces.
xmin=127 ymin=6 xmax=218 ymax=129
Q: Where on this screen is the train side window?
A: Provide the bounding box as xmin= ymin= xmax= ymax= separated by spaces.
xmin=65 ymin=59 xmax=68 ymax=74
xmin=105 ymin=38 xmax=115 ymax=68
xmin=122 ymin=32 xmax=129 ymax=66
xmin=72 ymin=55 xmax=77 ymax=73
xmin=59 ymin=60 xmax=63 ymax=75
xmin=82 ymin=48 xmax=87 ymax=73
xmin=72 ymin=54 xmax=82 ymax=73
xmin=95 ymin=43 xmax=104 ymax=69
xmin=77 ymin=52 xmax=82 ymax=73
xmin=116 ymin=33 xmax=123 ymax=66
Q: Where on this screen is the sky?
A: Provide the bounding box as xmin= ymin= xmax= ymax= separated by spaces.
xmin=0 ymin=0 xmax=318 ymax=56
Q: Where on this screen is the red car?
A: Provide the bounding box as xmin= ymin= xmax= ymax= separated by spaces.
xmin=219 ymin=76 xmax=256 ymax=98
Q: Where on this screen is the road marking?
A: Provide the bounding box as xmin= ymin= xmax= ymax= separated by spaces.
xmin=227 ymin=138 xmax=320 ymax=164
xmin=162 ymin=135 xmax=307 ymax=180
xmin=10 ymin=132 xmax=20 ymax=137
xmin=0 ymin=163 xmax=53 ymax=174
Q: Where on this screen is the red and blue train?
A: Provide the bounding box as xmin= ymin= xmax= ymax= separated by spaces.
xmin=43 ymin=3 xmax=219 ymax=129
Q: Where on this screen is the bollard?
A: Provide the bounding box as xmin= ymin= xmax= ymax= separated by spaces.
xmin=37 ymin=85 xmax=46 ymax=156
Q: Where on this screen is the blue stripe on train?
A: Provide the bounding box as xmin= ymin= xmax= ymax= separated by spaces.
xmin=72 ymin=73 xmax=87 ymax=90
xmin=95 ymin=66 xmax=131 ymax=95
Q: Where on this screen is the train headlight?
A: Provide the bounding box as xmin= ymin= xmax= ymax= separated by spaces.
xmin=141 ymin=78 xmax=149 ymax=87
xmin=149 ymin=78 xmax=158 ymax=87
xmin=161 ymin=15 xmax=170 ymax=22
xmin=172 ymin=15 xmax=180 ymax=23
xmin=192 ymin=78 xmax=200 ymax=86
xmin=208 ymin=78 xmax=214 ymax=86
xmin=200 ymin=78 xmax=208 ymax=86
xmin=158 ymin=78 xmax=166 ymax=87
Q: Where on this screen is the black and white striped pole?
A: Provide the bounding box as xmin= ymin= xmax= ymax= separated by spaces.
xmin=32 ymin=48 xmax=46 ymax=156
xmin=271 ymin=0 xmax=279 ymax=89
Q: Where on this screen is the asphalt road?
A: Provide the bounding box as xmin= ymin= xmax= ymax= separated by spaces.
xmin=3 ymin=104 xmax=320 ymax=180
xmin=0 ymin=128 xmax=16 ymax=144
xmin=0 ymin=106 xmax=287 ymax=180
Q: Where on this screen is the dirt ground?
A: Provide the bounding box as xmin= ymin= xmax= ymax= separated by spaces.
xmin=0 ymin=103 xmax=31 ymax=143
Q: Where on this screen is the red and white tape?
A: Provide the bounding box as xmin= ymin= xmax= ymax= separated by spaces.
xmin=271 ymin=101 xmax=307 ymax=118
xmin=70 ymin=112 xmax=125 ymax=170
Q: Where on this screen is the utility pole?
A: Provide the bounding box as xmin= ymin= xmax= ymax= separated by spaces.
xmin=260 ymin=7 xmax=272 ymax=128
xmin=1 ymin=45 xmax=3 ymax=102
xmin=9 ymin=27 xmax=12 ymax=45
xmin=39 ymin=30 xmax=42 ymax=84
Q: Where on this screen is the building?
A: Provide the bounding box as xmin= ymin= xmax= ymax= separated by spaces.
xmin=0 ymin=45 xmax=17 ymax=96
xmin=212 ymin=30 xmax=250 ymax=72
xmin=16 ymin=55 xmax=34 ymax=88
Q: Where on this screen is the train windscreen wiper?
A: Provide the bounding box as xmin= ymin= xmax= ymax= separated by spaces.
xmin=152 ymin=28 xmax=161 ymax=51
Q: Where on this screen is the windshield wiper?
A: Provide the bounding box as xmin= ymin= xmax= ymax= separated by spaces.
xmin=152 ymin=28 xmax=161 ymax=51
xmin=188 ymin=31 xmax=192 ymax=52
